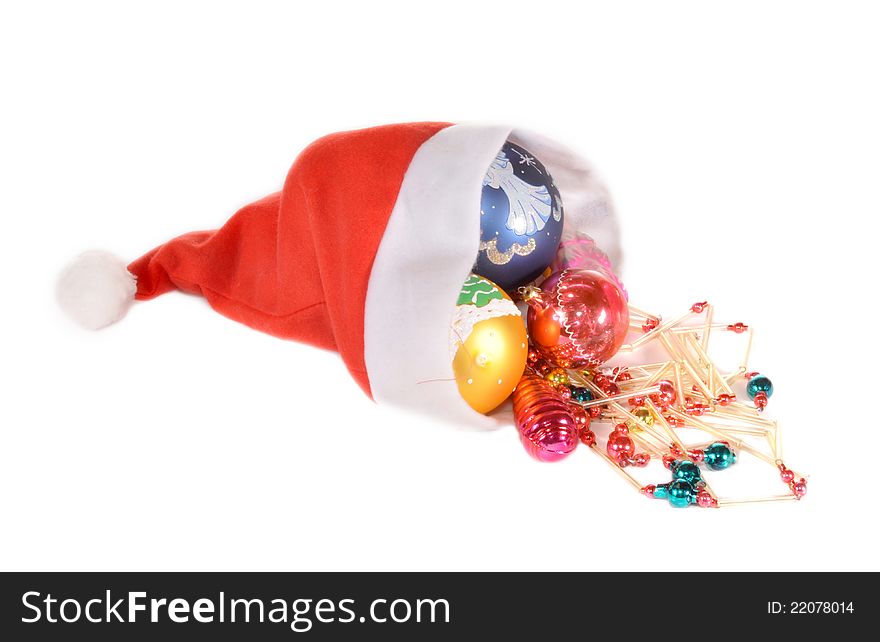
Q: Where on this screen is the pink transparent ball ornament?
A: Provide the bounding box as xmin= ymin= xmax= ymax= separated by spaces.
xmin=549 ymin=234 xmax=628 ymax=301
xmin=524 ymin=268 xmax=629 ymax=369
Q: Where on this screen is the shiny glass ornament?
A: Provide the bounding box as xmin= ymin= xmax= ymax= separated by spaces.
xmin=549 ymin=233 xmax=627 ymax=299
xmin=451 ymin=274 xmax=528 ymax=414
xmin=545 ymin=367 xmax=569 ymax=388
xmin=628 ymin=406 xmax=654 ymax=431
xmin=666 ymin=480 xmax=696 ymax=508
xmin=512 ymin=369 xmax=579 ymax=462
xmin=570 ymin=386 xmax=593 ymax=404
xmin=475 ymin=141 xmax=563 ymax=291
xmin=696 ymin=490 xmax=717 ymax=508
xmin=606 ymin=425 xmax=635 ymax=465
xmin=703 ymin=442 xmax=737 ymax=471
xmin=569 ymin=403 xmax=590 ymax=430
xmin=746 ymin=374 xmax=773 ymax=400
xmin=671 ymin=460 xmax=702 ymax=485
xmin=523 ymin=268 xmax=629 ymax=369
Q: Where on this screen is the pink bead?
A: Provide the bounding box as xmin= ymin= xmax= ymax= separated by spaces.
xmin=632 ymin=452 xmax=651 ymax=467
xmin=569 ymin=403 xmax=590 ymax=429
xmin=579 ymin=428 xmax=596 ymax=447
xmin=754 ymin=391 xmax=768 ymax=411
xmin=665 ymin=415 xmax=684 ymax=428
xmin=691 ymin=301 xmax=708 ymax=313
xmin=604 ymin=382 xmax=620 ymax=396
xmin=607 ymin=428 xmax=635 ymax=463
xmin=793 ymin=479 xmax=807 ymax=498
xmin=557 ymin=386 xmax=572 ymax=400
xmin=657 ymin=380 xmax=676 ymax=405
xmin=697 ymin=490 xmax=716 ymax=508
xmin=780 ymin=469 xmax=795 ymax=484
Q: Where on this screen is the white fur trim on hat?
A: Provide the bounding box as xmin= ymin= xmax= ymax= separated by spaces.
xmin=363 ymin=123 xmax=620 ymax=428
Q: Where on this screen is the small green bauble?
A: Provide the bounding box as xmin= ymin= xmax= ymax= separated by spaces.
xmin=746 ymin=375 xmax=773 ymax=401
xmin=672 ymin=460 xmax=702 ymax=485
xmin=666 ymin=480 xmax=695 ymax=508
xmin=704 ymin=442 xmax=737 ymax=471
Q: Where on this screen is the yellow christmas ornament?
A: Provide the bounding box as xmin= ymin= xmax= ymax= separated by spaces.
xmin=450 ymin=274 xmax=528 ymax=414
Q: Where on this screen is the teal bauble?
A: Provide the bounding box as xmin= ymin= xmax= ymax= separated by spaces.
xmin=704 ymin=442 xmax=737 ymax=471
xmin=746 ymin=375 xmax=773 ymax=400
xmin=570 ymin=387 xmax=593 ymax=404
xmin=652 ymin=484 xmax=669 ymax=500
xmin=671 ymin=460 xmax=702 ymax=485
xmin=666 ymin=480 xmax=695 ymax=508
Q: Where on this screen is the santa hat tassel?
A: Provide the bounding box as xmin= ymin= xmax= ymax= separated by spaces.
xmin=56 ymin=250 xmax=137 ymax=330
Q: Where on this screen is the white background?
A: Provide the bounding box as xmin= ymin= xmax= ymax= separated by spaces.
xmin=1 ymin=1 xmax=877 ymax=572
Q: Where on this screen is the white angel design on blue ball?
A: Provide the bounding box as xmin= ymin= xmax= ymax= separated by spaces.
xmin=483 ymin=149 xmax=555 ymax=236
xmin=476 ymin=141 xmax=564 ymax=290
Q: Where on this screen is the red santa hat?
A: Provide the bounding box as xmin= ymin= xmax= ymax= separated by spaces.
xmin=57 ymin=122 xmax=620 ymax=425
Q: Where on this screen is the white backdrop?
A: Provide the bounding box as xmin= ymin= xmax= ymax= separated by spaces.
xmin=1 ymin=1 xmax=876 ymax=571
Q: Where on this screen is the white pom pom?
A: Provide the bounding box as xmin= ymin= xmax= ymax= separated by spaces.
xmin=57 ymin=251 xmax=137 ymax=330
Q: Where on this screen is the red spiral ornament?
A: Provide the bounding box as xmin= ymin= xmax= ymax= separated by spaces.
xmin=512 ymin=369 xmax=579 ymax=462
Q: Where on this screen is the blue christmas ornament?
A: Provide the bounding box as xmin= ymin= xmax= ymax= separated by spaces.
xmin=474 ymin=141 xmax=563 ymax=291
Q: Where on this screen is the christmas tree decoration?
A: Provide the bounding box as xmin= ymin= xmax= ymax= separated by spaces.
xmin=544 ymin=367 xmax=569 ymax=388
xmin=56 ymin=119 xmax=805 ymax=512
xmin=450 ymin=275 xmax=528 ymax=414
xmin=512 ymin=369 xmax=580 ymax=462
xmin=558 ymin=301 xmax=809 ymax=508
xmin=57 ymin=123 xmax=620 ymax=425
xmin=474 ymin=141 xmax=564 ymax=291
xmin=746 ymin=374 xmax=774 ymax=410
xmin=521 ymin=268 xmax=629 ymax=369
xmin=549 ymin=234 xmax=628 ymax=300
xmin=569 ymin=386 xmax=593 ymax=404
xmin=702 ymin=442 xmax=737 ymax=470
